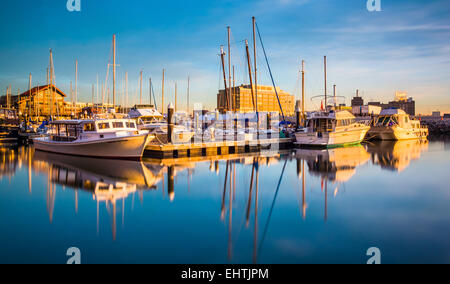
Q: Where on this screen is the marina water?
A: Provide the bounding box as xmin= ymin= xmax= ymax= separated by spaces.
xmin=0 ymin=137 xmax=449 ymax=264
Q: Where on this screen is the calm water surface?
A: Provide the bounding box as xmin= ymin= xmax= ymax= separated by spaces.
xmin=1 ymin=138 xmax=449 ymax=264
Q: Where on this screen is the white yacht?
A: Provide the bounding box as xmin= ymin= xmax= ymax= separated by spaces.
xmin=295 ymin=110 xmax=370 ymax=148
xmin=33 ymin=119 xmax=153 ymax=159
xmin=367 ymin=108 xmax=428 ymax=140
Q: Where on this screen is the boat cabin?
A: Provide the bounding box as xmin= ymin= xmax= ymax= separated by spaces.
xmin=48 ymin=119 xmax=138 ymax=142
xmin=305 ymin=110 xmax=356 ymax=133
xmin=128 ymin=108 xmax=164 ymax=125
xmin=374 ymin=109 xmax=420 ymax=129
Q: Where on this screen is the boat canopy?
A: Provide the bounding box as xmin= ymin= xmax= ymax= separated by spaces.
xmin=49 ymin=120 xmax=94 ymax=125
xmin=309 ymin=110 xmax=355 ymax=120
xmin=129 ymin=108 xmax=162 ymax=119
xmin=379 ymin=108 xmax=407 ymax=116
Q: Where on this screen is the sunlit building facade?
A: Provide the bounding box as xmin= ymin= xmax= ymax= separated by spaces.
xmin=217 ymin=84 xmax=295 ymax=116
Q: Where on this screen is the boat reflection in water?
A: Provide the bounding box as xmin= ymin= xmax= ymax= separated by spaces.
xmin=365 ymin=139 xmax=429 ymax=172
xmin=1 ymin=139 xmax=443 ymax=263
xmin=33 ymin=151 xmax=165 ymax=239
xmin=294 ymin=145 xmax=371 ymax=222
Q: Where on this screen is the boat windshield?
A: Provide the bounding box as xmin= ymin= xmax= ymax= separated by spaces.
xmin=307 ymin=118 xmax=335 ymax=132
xmin=49 ymin=123 xmax=81 ymax=142
xmin=376 ymin=116 xmax=398 ymax=126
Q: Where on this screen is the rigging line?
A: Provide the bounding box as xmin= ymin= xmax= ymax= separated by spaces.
xmin=255 ymin=22 xmax=285 ymax=121
xmin=151 ymin=80 xmax=158 ymax=110
xmin=258 ymin=159 xmax=288 ymax=255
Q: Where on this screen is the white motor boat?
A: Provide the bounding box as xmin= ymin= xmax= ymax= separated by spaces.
xmin=295 ymin=110 xmax=370 ymax=148
xmin=33 ymin=119 xmax=153 ymax=159
xmin=367 ymin=108 xmax=428 ymax=140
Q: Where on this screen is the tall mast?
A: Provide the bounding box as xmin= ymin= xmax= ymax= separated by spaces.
xmin=324 ymin=56 xmax=327 ymax=110
xmin=220 ymin=46 xmax=229 ymax=112
xmin=149 ymin=77 xmax=152 ymax=105
xmin=125 ymin=72 xmax=128 ymax=109
xmin=175 ymin=82 xmax=177 ymax=112
xmin=227 ymin=26 xmax=232 ymax=112
xmin=96 ymin=74 xmax=99 ymax=105
xmin=101 ymin=82 xmax=104 ymax=112
xmin=29 ymin=73 xmax=32 ymax=116
xmin=245 ymin=39 xmax=255 ymax=110
xmin=301 ymin=60 xmax=305 ymax=120
xmin=139 ymin=70 xmax=143 ymax=105
xmin=252 ymin=17 xmax=258 ymax=116
xmin=70 ymin=81 xmax=73 ymax=105
xmin=49 ymin=49 xmax=54 ymax=117
xmin=232 ymin=65 xmax=235 ymax=112
xmin=162 ymin=69 xmax=165 ymax=115
xmin=92 ymin=84 xmax=95 ymax=107
xmin=113 ymin=34 xmax=116 ymax=108
xmin=187 ymin=75 xmax=190 ymax=114
xmin=75 ymin=59 xmax=78 ymax=104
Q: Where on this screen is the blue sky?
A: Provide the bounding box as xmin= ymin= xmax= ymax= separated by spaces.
xmin=0 ymin=0 xmax=449 ymax=114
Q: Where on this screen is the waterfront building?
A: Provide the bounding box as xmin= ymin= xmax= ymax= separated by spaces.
xmin=217 ymin=84 xmax=295 ymax=116
xmin=0 ymin=84 xmax=69 ymax=118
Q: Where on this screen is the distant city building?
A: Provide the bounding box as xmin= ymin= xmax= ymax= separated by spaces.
xmin=217 ymin=84 xmax=295 ymax=116
xmin=351 ymin=90 xmax=364 ymax=107
xmin=367 ymin=92 xmax=416 ymax=116
xmin=352 ymin=105 xmax=382 ymax=117
xmin=444 ymin=114 xmax=450 ymax=119
xmin=432 ymin=111 xmax=441 ymax=117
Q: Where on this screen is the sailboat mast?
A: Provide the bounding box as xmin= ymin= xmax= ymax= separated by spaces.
xmin=75 ymin=59 xmax=78 ymax=104
xmin=139 ymin=70 xmax=143 ymax=105
xmin=245 ymin=40 xmax=255 ymax=110
xmin=220 ymin=46 xmax=229 ymax=111
xmin=324 ymin=56 xmax=327 ymax=110
xmin=49 ymin=49 xmax=54 ymax=118
xmin=162 ymin=69 xmax=165 ymax=115
xmin=29 ymin=73 xmax=32 ymax=116
xmin=301 ymin=60 xmax=305 ymax=120
xmin=227 ymin=26 xmax=232 ymax=112
xmin=149 ymin=78 xmax=152 ymax=105
xmin=252 ymin=17 xmax=258 ymax=117
xmin=96 ymin=74 xmax=99 ymax=105
xmin=175 ymin=82 xmax=177 ymax=112
xmin=187 ymin=76 xmax=190 ymax=114
xmin=113 ymin=34 xmax=116 ymax=108
xmin=125 ymin=72 xmax=128 ymax=109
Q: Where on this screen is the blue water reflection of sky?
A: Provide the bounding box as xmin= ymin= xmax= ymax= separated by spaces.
xmin=0 ymin=139 xmax=449 ymax=264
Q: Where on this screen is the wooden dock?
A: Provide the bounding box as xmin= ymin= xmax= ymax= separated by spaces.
xmin=144 ymin=137 xmax=294 ymax=159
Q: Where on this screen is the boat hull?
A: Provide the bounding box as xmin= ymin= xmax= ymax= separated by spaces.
xmin=367 ymin=126 xmax=428 ymax=141
xmin=33 ymin=134 xmax=151 ymax=159
xmin=295 ymin=127 xmax=369 ymax=148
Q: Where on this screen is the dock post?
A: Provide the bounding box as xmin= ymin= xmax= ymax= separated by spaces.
xmin=168 ymin=103 xmax=174 ymax=144
xmin=296 ymin=105 xmax=301 ymax=130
